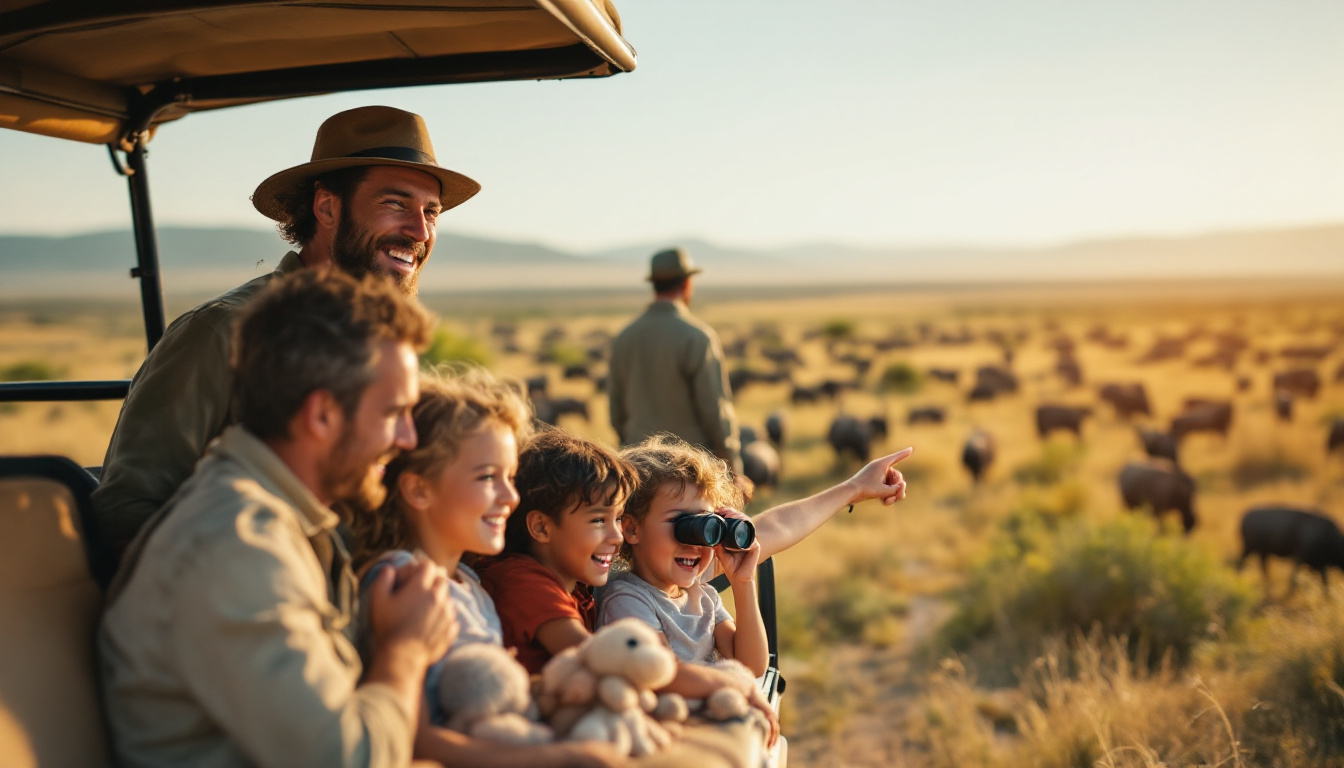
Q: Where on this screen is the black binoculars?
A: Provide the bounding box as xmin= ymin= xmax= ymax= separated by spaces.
xmin=672 ymin=512 xmax=755 ymax=550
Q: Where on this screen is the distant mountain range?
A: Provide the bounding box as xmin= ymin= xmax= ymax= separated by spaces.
xmin=2 ymin=223 xmax=1341 ymax=298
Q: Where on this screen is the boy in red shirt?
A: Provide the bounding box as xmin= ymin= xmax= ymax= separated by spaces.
xmin=478 ymin=428 xmax=632 ymax=674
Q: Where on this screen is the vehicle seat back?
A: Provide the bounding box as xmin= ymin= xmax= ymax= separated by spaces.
xmin=0 ymin=456 xmax=111 ymax=768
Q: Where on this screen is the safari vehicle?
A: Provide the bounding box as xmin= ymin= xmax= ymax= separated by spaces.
xmin=0 ymin=2 xmax=782 ymax=766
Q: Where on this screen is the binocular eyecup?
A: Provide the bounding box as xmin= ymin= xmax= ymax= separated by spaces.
xmin=672 ymin=513 xmax=755 ymax=551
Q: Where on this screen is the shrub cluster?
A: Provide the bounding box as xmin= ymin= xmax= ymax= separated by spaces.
xmin=937 ymin=513 xmax=1252 ymax=683
xmin=420 ymin=327 xmax=491 ymax=367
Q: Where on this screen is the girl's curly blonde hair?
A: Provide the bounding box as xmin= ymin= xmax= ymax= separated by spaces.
xmin=616 ymin=433 xmax=743 ymax=567
xmin=350 ymin=364 xmax=533 ymax=571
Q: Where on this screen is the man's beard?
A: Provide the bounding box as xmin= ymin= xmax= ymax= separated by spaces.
xmin=330 ymin=212 xmax=425 ymax=296
xmin=320 ymin=423 xmax=392 ymax=512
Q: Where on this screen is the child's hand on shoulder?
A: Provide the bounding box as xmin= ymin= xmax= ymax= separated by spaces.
xmin=713 ymin=508 xmax=761 ymax=585
xmin=843 ymin=446 xmax=913 ymax=507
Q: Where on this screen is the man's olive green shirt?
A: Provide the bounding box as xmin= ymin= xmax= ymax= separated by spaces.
xmin=93 ymin=252 xmax=303 ymax=564
xmin=609 ymin=299 xmax=741 ymax=470
xmin=99 ymin=425 xmax=414 ymax=768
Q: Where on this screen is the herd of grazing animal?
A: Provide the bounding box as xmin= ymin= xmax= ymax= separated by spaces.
xmin=506 ymin=316 xmax=1344 ymax=598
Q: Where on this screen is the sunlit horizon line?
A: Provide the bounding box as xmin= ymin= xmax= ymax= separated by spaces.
xmin=2 ymin=216 xmax=1341 ymax=256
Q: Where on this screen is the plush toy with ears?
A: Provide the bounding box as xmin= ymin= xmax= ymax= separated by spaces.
xmin=435 ymin=643 xmax=554 ymax=745
xmin=535 ymin=619 xmax=688 ymax=757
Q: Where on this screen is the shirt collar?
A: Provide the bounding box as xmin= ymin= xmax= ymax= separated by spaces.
xmin=648 ymin=298 xmax=687 ymax=314
xmin=213 ymin=425 xmax=341 ymax=537
xmin=275 ymin=251 xmax=304 ymax=275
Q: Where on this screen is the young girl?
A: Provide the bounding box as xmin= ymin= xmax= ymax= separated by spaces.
xmin=598 ymin=435 xmax=769 ymax=677
xmin=349 ymin=367 xmax=620 ymax=768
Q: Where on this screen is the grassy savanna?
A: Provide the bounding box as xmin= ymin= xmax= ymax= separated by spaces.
xmin=4 ymin=278 xmax=1344 ymax=766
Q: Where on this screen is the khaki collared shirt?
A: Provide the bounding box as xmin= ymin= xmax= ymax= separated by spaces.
xmin=609 ymin=299 xmax=741 ymax=470
xmin=99 ymin=426 xmax=413 ymax=768
xmin=93 ymin=252 xmax=304 ymax=565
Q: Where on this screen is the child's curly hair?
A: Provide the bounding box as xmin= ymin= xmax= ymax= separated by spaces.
xmin=350 ymin=364 xmax=533 ymax=571
xmin=504 ymin=427 xmax=638 ymax=555
xmin=616 ymin=434 xmax=744 ymax=567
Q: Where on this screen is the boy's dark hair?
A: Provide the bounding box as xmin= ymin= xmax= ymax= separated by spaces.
xmin=274 ymin=166 xmax=369 ymax=246
xmin=505 ymin=427 xmax=638 ymax=555
xmin=231 ymin=268 xmax=433 ymax=441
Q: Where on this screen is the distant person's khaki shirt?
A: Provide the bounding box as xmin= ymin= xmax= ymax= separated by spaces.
xmin=99 ymin=425 xmax=413 ymax=768
xmin=609 ymin=299 xmax=741 ymax=470
xmin=93 ymin=251 xmax=304 ymax=566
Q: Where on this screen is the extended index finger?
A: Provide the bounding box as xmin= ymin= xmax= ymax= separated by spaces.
xmin=880 ymin=446 xmax=914 ymax=466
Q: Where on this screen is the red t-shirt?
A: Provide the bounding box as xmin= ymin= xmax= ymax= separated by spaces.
xmin=476 ymin=553 xmax=596 ymax=675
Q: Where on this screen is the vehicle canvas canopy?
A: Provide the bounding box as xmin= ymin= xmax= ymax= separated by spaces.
xmin=0 ymin=0 xmax=636 ymax=146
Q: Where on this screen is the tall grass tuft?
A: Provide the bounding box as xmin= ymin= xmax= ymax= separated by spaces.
xmin=936 ymin=513 xmax=1252 ymax=684
xmin=420 ymin=327 xmax=492 ymax=367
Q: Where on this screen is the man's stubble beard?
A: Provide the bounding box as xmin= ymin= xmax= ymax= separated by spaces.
xmin=330 ymin=210 xmax=424 ymax=296
xmin=320 ymin=422 xmax=391 ymax=513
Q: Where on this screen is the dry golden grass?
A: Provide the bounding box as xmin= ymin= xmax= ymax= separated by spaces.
xmin=5 ymin=281 xmax=1344 ymax=766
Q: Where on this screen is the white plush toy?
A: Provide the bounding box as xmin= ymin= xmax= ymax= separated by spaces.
xmin=536 ymin=618 xmax=688 ymax=757
xmin=435 ymin=643 xmax=554 ymax=745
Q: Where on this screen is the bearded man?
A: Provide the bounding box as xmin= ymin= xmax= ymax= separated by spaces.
xmin=92 ymin=105 xmax=478 ymax=565
xmin=100 ymin=268 xmax=456 ymax=768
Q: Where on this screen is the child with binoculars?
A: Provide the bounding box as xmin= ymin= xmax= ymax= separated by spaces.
xmin=598 ymin=435 xmax=770 ymax=675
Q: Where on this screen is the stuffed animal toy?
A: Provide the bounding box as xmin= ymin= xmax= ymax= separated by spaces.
xmin=435 ymin=643 xmax=554 ymax=745
xmin=536 ymin=618 xmax=687 ymax=757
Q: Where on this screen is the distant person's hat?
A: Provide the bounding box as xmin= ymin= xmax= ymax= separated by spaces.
xmin=647 ymin=247 xmax=703 ymax=282
xmin=252 ymin=106 xmax=481 ymax=222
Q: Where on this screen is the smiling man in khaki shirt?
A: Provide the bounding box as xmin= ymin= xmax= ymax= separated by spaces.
xmin=99 ymin=269 xmax=455 ymax=768
xmin=92 ymin=106 xmax=481 ymax=566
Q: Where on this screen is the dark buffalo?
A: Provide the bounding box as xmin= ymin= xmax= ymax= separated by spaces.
xmin=790 ymin=385 xmax=822 ymax=405
xmin=1137 ymin=428 xmax=1179 ymax=464
xmin=1118 ymin=458 xmax=1196 ymax=533
xmin=1239 ymin=506 xmax=1344 ymax=593
xmin=961 ymin=430 xmax=995 ymax=483
xmin=1055 ymin=356 xmax=1083 ymax=387
xmin=927 ymin=368 xmax=959 ymax=385
xmin=1035 ymin=405 xmax=1091 ymax=439
xmin=907 ymin=406 xmax=946 ymax=425
xmin=525 ymin=374 xmax=548 ymax=398
xmin=819 ymin=378 xmax=862 ymax=400
xmin=765 ymin=411 xmax=787 ymax=448
xmin=1138 ymin=337 xmax=1186 ymax=364
xmin=728 ymin=368 xmax=758 ymax=393
xmin=1098 ymin=382 xmax=1151 ymax=419
xmin=1236 ymin=375 xmax=1252 ymax=393
xmin=739 ymin=425 xmax=758 ymax=448
xmin=533 ymin=397 xmax=589 ymax=426
xmin=827 ymin=415 xmax=888 ymax=463
xmin=762 ymin=348 xmax=803 ymax=367
xmin=562 ymin=364 xmax=592 ymax=381
xmin=975 ymin=365 xmax=1018 ymax=394
xmin=1328 ymin=419 xmax=1344 ymax=454
xmin=1274 ymin=391 xmax=1293 ymax=422
xmin=1273 ymin=368 xmax=1320 ymax=399
xmin=1171 ymin=400 xmax=1233 ymax=441
xmin=1279 ymin=344 xmax=1334 ymax=362
xmin=742 ymin=441 xmax=781 ymax=489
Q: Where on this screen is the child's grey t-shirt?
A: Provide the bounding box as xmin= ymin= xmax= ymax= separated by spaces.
xmin=598 ymin=569 xmax=730 ymax=664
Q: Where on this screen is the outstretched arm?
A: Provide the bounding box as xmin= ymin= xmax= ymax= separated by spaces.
xmin=753 ymin=447 xmax=912 ymax=561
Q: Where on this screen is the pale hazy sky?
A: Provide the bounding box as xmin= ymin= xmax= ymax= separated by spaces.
xmin=1 ymin=0 xmax=1341 ymax=251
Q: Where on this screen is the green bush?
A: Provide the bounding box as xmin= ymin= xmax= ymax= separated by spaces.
xmin=938 ymin=513 xmax=1252 ymax=683
xmin=1011 ymin=441 xmax=1081 ymax=486
xmin=537 ymin=342 xmax=587 ymax=368
xmin=1 ymin=360 xmax=62 ymax=382
xmin=820 ymin=318 xmax=856 ymax=341
xmin=879 ymin=361 xmax=923 ymax=395
xmin=420 ymin=327 xmax=491 ymax=367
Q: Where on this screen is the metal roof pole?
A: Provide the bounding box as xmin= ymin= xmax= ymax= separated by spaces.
xmin=124 ymin=143 xmax=167 ymax=350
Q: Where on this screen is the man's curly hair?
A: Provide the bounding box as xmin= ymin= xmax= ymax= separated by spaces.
xmin=273 ymin=167 xmax=369 ymax=246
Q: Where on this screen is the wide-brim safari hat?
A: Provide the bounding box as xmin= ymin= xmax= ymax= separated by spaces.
xmin=647 ymin=247 xmax=703 ymax=282
xmin=252 ymin=106 xmax=480 ymax=222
